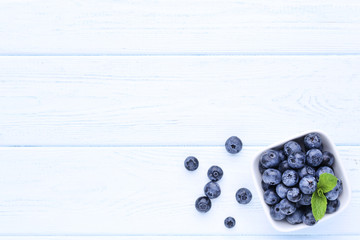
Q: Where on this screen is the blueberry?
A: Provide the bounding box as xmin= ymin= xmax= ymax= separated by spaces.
xmin=260 ymin=150 xmax=280 ymax=168
xmin=304 ymin=133 xmax=322 ymax=150
xmin=262 ymin=169 xmax=282 ymax=185
xmin=282 ymin=170 xmax=299 ymax=187
xmin=264 ymin=189 xmax=280 ymax=206
xmin=236 ymin=188 xmax=252 ymax=204
xmin=325 ymin=179 xmax=343 ymax=201
xmin=278 ymin=160 xmax=291 ymax=173
xmin=270 ymin=203 xmax=286 ymax=221
xmin=306 ymin=149 xmax=323 ymax=167
xmin=207 ymin=166 xmax=223 ymax=182
xmin=262 ymin=180 xmax=274 ymax=191
xmin=184 ymin=156 xmax=199 ymax=171
xmin=315 ymin=166 xmax=334 ymax=180
xmin=279 ymin=199 xmax=297 ymax=215
xmin=284 ymin=141 xmax=302 ymax=156
xmin=322 ymin=151 xmax=335 ymax=167
xmin=302 ymin=209 xmax=317 ymax=226
xmin=195 ymin=196 xmax=211 ymax=213
xmin=298 ymin=165 xmax=315 ymax=178
xmin=299 ymin=175 xmax=317 ymax=194
xmin=224 ymin=217 xmax=236 ymax=228
xmin=286 ymin=208 xmax=304 ymax=225
xmin=225 ymin=136 xmax=243 ymax=154
xmin=288 ymin=151 xmax=306 ymax=169
xmin=326 ymin=199 xmax=340 ymax=214
xmin=298 ymin=194 xmax=312 ymax=206
xmin=287 ymin=187 xmax=303 ymax=203
xmin=204 ymin=181 xmax=221 ymax=199
xmin=258 ymin=161 xmax=266 ymax=174
xmin=276 ymin=183 xmax=289 ymax=199
xmin=279 ymin=150 xmax=286 ymax=162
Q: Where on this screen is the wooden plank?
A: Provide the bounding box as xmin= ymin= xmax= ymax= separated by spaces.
xmin=0 ymin=237 xmax=359 ymax=240
xmin=0 ymin=146 xmax=358 ymax=235
xmin=1 ymin=56 xmax=360 ymax=146
xmin=0 ymin=0 xmax=360 ymax=54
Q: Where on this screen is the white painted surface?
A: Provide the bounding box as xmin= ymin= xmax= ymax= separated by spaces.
xmin=0 ymin=56 xmax=360 ymax=146
xmin=0 ymin=0 xmax=359 ymax=238
xmin=0 ymin=0 xmax=360 ymax=54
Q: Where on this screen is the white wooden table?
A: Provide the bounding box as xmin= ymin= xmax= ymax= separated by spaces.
xmin=0 ymin=1 xmax=360 ymax=239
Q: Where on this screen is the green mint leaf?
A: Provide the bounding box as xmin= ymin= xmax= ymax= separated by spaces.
xmin=317 ymin=173 xmax=338 ymax=193
xmin=311 ymin=191 xmax=327 ymax=221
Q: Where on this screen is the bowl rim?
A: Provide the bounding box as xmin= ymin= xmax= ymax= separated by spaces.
xmin=251 ymin=129 xmax=352 ymax=232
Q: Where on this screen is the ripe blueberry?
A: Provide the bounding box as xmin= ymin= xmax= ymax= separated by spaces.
xmin=195 ymin=196 xmax=211 ymax=213
xmin=299 ymin=175 xmax=317 ymax=194
xmin=278 ymin=160 xmax=291 ymax=173
xmin=184 ymin=156 xmax=199 ymax=171
xmin=225 ymin=136 xmax=243 ymax=154
xmin=322 ymin=151 xmax=335 ymax=167
xmin=270 ymin=203 xmax=286 ymax=221
xmin=287 ymin=187 xmax=303 ymax=203
xmin=302 ymin=209 xmax=317 ymax=226
xmin=260 ymin=150 xmax=280 ymax=168
xmin=204 ymin=181 xmax=221 ymax=199
xmin=262 ymin=169 xmax=282 ymax=185
xmin=304 ymin=133 xmax=322 ymax=150
xmin=315 ymin=166 xmax=334 ymax=180
xmin=298 ymin=165 xmax=315 ymax=178
xmin=264 ymin=189 xmax=280 ymax=206
xmin=279 ymin=199 xmax=297 ymax=216
xmin=284 ymin=141 xmax=302 ymax=156
xmin=286 ymin=208 xmax=304 ymax=225
xmin=325 ymin=179 xmax=343 ymax=201
xmin=207 ymin=165 xmax=223 ymax=182
xmin=326 ymin=199 xmax=340 ymax=214
xmin=236 ymin=188 xmax=252 ymax=204
xmin=282 ymin=170 xmax=299 ymax=187
xmin=224 ymin=217 xmax=236 ymax=228
xmin=306 ymin=149 xmax=323 ymax=167
xmin=276 ymin=183 xmax=289 ymax=199
xmin=288 ymin=151 xmax=306 ymax=169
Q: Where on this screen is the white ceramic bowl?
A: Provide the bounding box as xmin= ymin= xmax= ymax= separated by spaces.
xmin=252 ymin=130 xmax=351 ymax=232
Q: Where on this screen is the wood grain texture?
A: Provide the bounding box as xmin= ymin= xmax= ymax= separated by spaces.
xmin=0 ymin=237 xmax=359 ymax=240
xmin=1 ymin=56 xmax=360 ymax=146
xmin=0 ymin=0 xmax=360 ymax=55
xmin=0 ymin=146 xmax=358 ymax=235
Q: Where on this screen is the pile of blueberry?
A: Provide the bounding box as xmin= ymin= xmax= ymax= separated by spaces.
xmin=259 ymin=133 xmax=343 ymax=226
xmin=184 ymin=136 xmax=252 ymax=229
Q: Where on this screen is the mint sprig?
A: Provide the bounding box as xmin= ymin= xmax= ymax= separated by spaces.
xmin=311 ymin=173 xmax=338 ymax=221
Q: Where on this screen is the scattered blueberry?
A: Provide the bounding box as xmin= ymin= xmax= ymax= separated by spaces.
xmin=279 ymin=199 xmax=297 ymax=215
xmin=325 ymin=179 xmax=343 ymax=201
xmin=284 ymin=141 xmax=302 ymax=156
xmin=298 ymin=165 xmax=315 ymax=178
xmin=224 ymin=217 xmax=236 ymax=228
xmin=299 ymin=175 xmax=317 ymax=194
xmin=260 ymin=150 xmax=280 ymax=168
xmin=306 ymin=149 xmax=323 ymax=167
xmin=322 ymin=151 xmax=335 ymax=167
xmin=276 ymin=183 xmax=289 ymax=199
xmin=195 ymin=196 xmax=211 ymax=213
xmin=270 ymin=203 xmax=286 ymax=220
xmin=287 ymin=187 xmax=303 ymax=203
xmin=264 ymin=189 xmax=280 ymax=206
xmin=262 ymin=169 xmax=282 ymax=185
xmin=282 ymin=170 xmax=299 ymax=187
xmin=225 ymin=136 xmax=243 ymax=154
xmin=304 ymin=133 xmax=322 ymax=150
xmin=204 ymin=181 xmax=221 ymax=199
xmin=278 ymin=160 xmax=291 ymax=173
xmin=315 ymin=166 xmax=334 ymax=180
xmin=298 ymin=194 xmax=312 ymax=206
xmin=326 ymin=199 xmax=340 ymax=214
xmin=236 ymin=188 xmax=252 ymax=204
xmin=302 ymin=209 xmax=317 ymax=226
xmin=207 ymin=166 xmax=223 ymax=182
xmin=184 ymin=156 xmax=199 ymax=171
xmin=288 ymin=151 xmax=306 ymax=169
xmin=286 ymin=208 xmax=304 ymax=225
